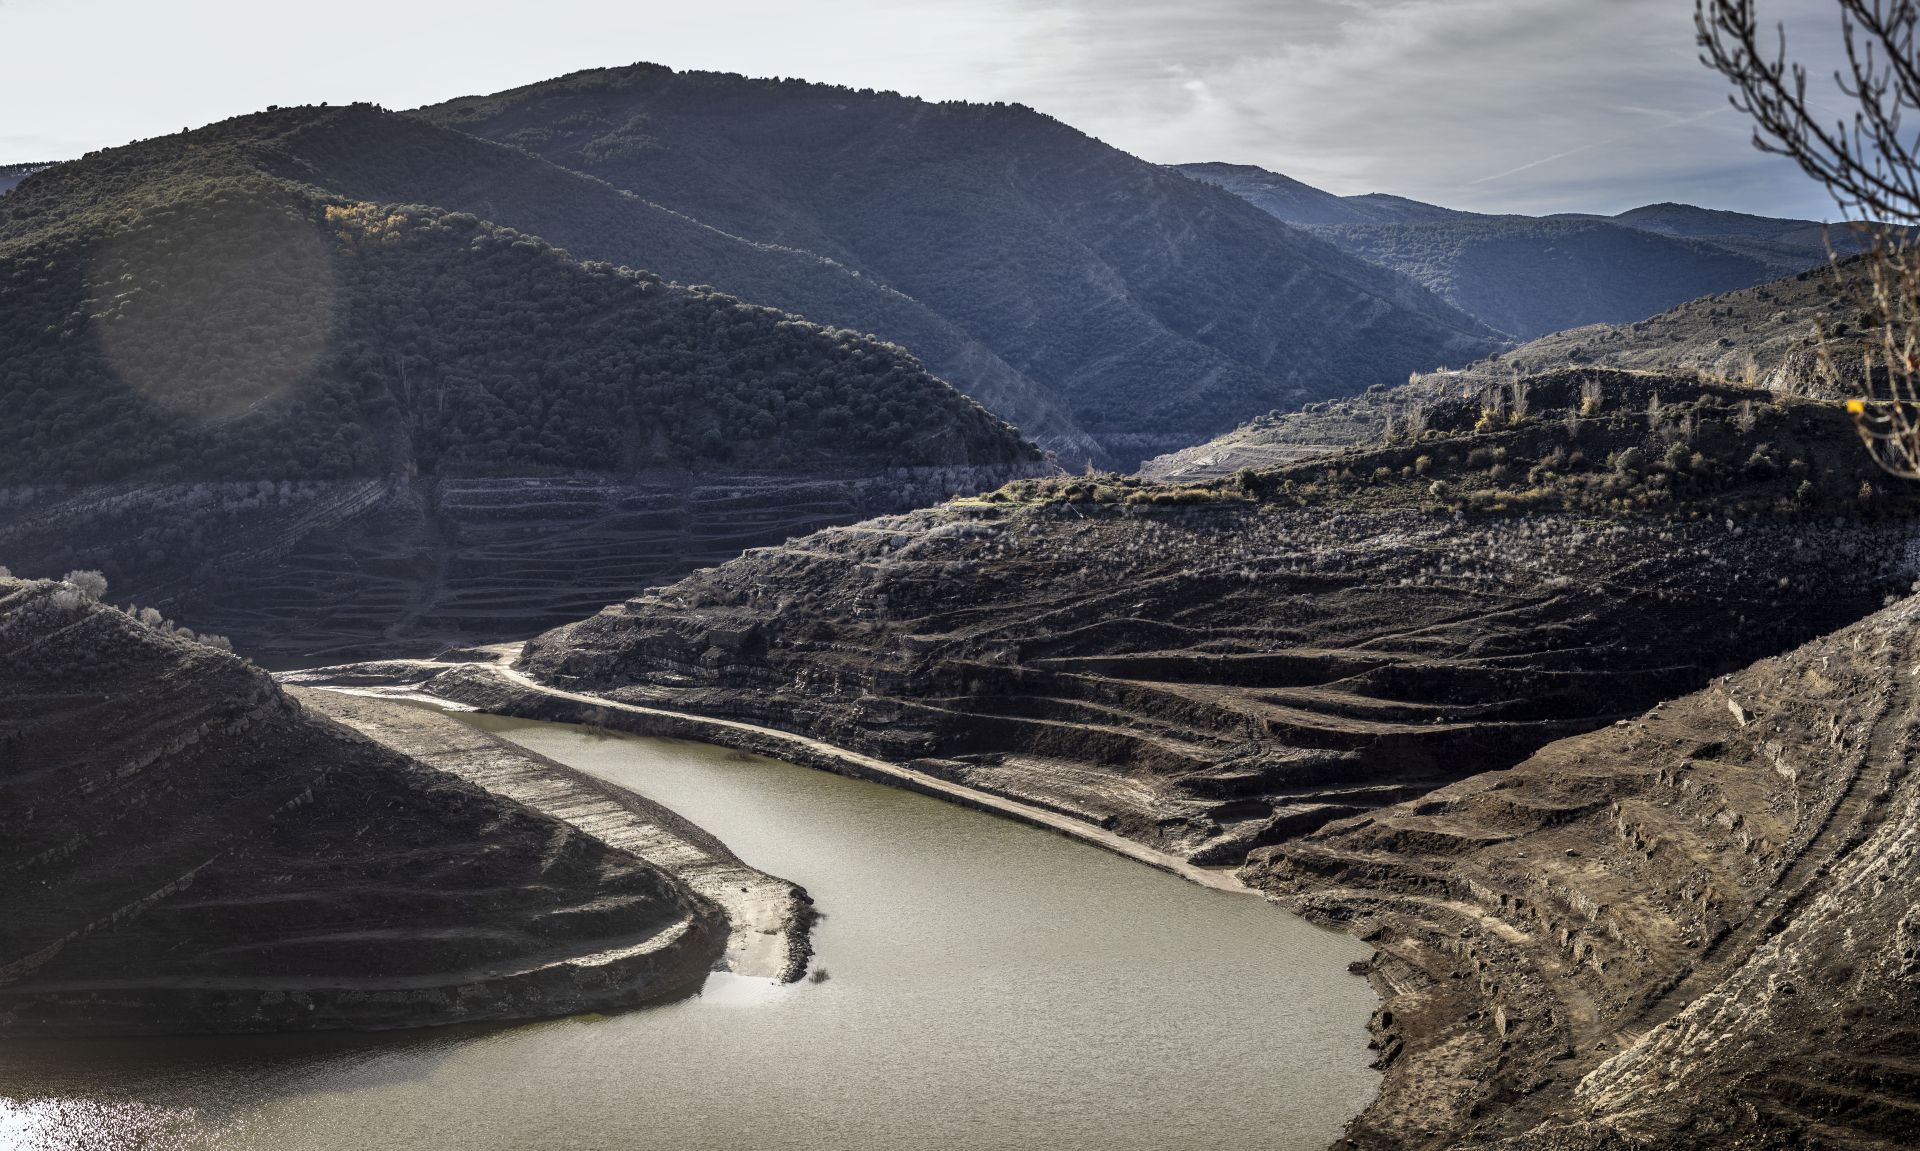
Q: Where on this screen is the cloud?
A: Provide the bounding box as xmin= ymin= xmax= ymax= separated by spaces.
xmin=0 ymin=0 xmax=1850 ymax=218
xmin=980 ymin=0 xmax=1847 ymax=217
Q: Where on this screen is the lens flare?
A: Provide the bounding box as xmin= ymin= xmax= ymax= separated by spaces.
xmin=87 ymin=197 xmax=337 ymax=422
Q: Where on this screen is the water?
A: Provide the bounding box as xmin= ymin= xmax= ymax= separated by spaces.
xmin=0 ymin=717 xmax=1378 ymax=1151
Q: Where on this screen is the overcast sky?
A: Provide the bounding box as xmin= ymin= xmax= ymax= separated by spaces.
xmin=0 ymin=0 xmax=1844 ymax=218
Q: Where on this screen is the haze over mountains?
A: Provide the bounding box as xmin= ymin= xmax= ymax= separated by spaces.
xmin=1181 ymin=161 xmax=1864 ymax=341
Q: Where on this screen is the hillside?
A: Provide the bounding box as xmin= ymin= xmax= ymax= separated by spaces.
xmin=0 ymin=573 xmax=732 ymax=1034
xmin=320 ymin=365 xmax=1920 ymax=1147
xmin=0 ymin=163 xmax=46 ymax=197
xmin=1180 ymin=162 xmax=1861 ymax=339
xmin=1501 ymin=261 xmax=1868 ymax=395
xmin=0 ymin=120 xmax=1035 ymax=484
xmin=1175 ymin=164 xmax=1476 ymax=226
xmin=468 ymin=368 xmax=1920 ymax=874
xmin=423 ymin=65 xmax=1503 ymax=466
xmin=0 ymin=109 xmax=1046 ymax=657
xmin=1143 ymin=262 xmax=1869 ymax=482
xmin=256 ymin=104 xmax=1096 ymax=461
xmin=1260 ymin=592 xmax=1920 ymax=1149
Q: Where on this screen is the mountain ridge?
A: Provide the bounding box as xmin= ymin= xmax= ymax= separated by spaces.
xmin=421 ymin=64 xmax=1503 ymax=466
xmin=1179 ymin=161 xmax=1863 ymax=339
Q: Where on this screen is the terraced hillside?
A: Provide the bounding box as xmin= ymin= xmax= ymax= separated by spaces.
xmin=0 ymin=111 xmax=1046 ymax=657
xmin=0 ymin=466 xmax=1026 ymax=666
xmin=508 ymin=369 xmax=1920 ymax=869
xmin=425 ymin=64 xmax=1503 ymax=466
xmin=1141 ymin=262 xmax=1870 ymax=483
xmin=0 ymin=574 xmax=734 ymax=1035
xmin=1258 ymin=593 xmax=1920 ymax=1150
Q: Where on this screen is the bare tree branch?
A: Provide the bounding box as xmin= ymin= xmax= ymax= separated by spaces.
xmin=1700 ymin=0 xmax=1920 ymax=478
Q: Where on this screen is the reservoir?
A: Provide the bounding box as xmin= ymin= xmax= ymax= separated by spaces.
xmin=0 ymin=716 xmax=1378 ymax=1151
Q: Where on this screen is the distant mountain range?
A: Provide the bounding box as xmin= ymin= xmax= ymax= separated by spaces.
xmin=1141 ymin=259 xmax=1867 ymax=483
xmin=421 ymin=65 xmax=1501 ymax=466
xmin=1178 ymin=161 xmax=1866 ymax=341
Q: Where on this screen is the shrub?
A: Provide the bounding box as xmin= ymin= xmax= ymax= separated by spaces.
xmin=61 ymin=570 xmax=108 ymax=602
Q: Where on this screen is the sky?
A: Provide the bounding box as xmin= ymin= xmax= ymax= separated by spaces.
xmin=0 ymin=0 xmax=1845 ymax=218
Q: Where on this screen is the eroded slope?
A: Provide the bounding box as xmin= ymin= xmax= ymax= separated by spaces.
xmin=514 ymin=370 xmax=1920 ymax=872
xmin=0 ymin=576 xmax=727 ymax=1034
xmin=1258 ymin=593 xmax=1920 ymax=1150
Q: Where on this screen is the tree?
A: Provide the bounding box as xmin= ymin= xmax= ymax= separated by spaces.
xmin=1698 ymin=0 xmax=1920 ymax=476
xmin=61 ymin=569 xmax=108 ymax=602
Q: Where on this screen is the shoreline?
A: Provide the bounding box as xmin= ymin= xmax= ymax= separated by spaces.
xmin=284 ymin=650 xmax=1254 ymax=899
xmin=294 ymin=688 xmax=817 ymax=984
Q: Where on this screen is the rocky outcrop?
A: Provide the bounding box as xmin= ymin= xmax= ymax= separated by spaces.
xmin=0 ymin=575 xmax=733 ymax=1035
xmin=1256 ymin=594 xmax=1920 ymax=1150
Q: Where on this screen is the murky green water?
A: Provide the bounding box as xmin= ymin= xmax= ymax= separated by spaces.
xmin=0 ymin=718 xmax=1377 ymax=1151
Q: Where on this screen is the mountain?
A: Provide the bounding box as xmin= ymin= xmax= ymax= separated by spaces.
xmin=0 ymin=572 xmax=731 ymax=1035
xmin=0 ymin=107 xmax=1046 ymax=659
xmin=1142 ymin=260 xmax=1870 ymax=482
xmin=257 ymin=104 xmax=1098 ymax=461
xmin=1175 ymin=163 xmax=1476 ymax=226
xmin=421 ymin=64 xmax=1503 ymax=466
xmin=0 ymin=112 xmax=1034 ymax=484
xmin=1179 ymin=162 xmax=1864 ymax=340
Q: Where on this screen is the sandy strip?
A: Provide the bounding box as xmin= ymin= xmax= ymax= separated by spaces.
xmin=294 ymin=688 xmax=813 ymax=981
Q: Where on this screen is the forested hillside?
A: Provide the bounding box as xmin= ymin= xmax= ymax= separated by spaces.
xmin=255 ymin=105 xmax=1096 ymax=460
xmin=424 ymin=65 xmax=1501 ymax=466
xmin=0 ymin=163 xmax=46 ymax=197
xmin=0 ymin=114 xmax=1036 ymax=485
xmin=1182 ymin=162 xmax=1862 ymax=339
